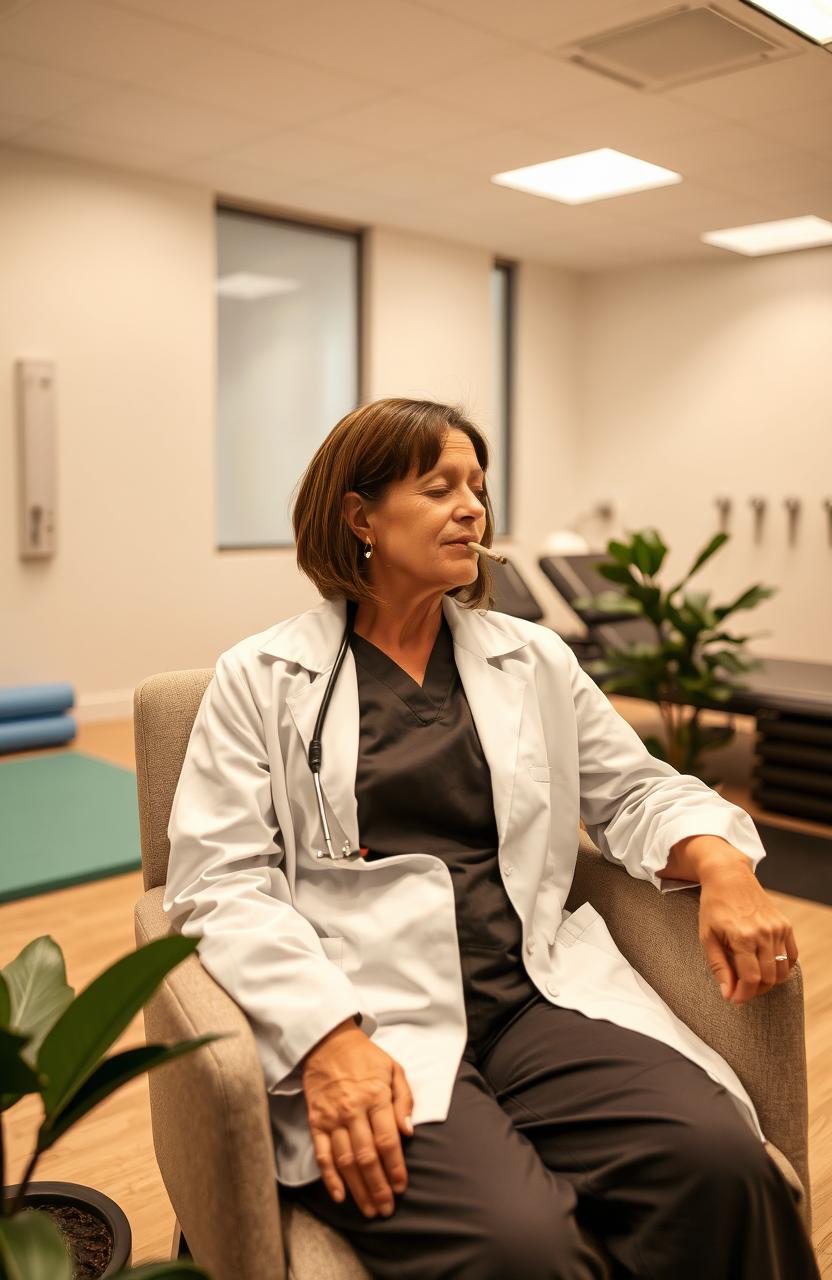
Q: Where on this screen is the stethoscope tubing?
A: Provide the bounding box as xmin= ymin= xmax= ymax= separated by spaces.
xmin=308 ymin=604 xmax=359 ymax=859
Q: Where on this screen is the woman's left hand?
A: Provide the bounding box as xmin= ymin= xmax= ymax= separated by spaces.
xmin=698 ymin=863 xmax=798 ymax=1005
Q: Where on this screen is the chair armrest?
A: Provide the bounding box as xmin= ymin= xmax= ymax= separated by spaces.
xmin=567 ymin=833 xmax=811 ymax=1233
xmin=135 ymin=886 xmax=286 ymax=1280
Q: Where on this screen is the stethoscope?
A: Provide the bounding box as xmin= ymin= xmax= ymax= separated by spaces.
xmin=308 ymin=600 xmax=363 ymax=861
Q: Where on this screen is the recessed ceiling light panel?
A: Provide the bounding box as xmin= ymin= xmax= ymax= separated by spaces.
xmin=491 ymin=148 xmax=682 ymax=204
xmin=742 ymin=1 xmax=832 ymax=46
xmin=701 ymin=214 xmax=832 ymax=254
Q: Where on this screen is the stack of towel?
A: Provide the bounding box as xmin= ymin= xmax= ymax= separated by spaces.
xmin=0 ymin=683 xmax=76 ymax=754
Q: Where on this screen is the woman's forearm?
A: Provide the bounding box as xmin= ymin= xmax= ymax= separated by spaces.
xmin=659 ymin=834 xmax=756 ymax=884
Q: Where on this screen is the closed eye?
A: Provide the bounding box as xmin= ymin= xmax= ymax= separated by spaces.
xmin=426 ymin=488 xmax=485 ymax=498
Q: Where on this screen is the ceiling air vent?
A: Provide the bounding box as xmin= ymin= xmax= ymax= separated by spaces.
xmin=558 ymin=3 xmax=799 ymax=91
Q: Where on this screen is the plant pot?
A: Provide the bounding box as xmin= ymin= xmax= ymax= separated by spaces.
xmin=2 ymin=1181 xmax=132 ymax=1278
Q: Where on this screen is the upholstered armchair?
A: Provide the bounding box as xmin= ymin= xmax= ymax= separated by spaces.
xmin=133 ymin=668 xmax=812 ymax=1280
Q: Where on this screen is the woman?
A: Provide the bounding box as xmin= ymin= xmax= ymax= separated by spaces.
xmin=164 ymin=398 xmax=818 ymax=1280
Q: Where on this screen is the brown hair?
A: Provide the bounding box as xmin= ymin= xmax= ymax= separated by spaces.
xmin=292 ymin=397 xmax=496 ymax=609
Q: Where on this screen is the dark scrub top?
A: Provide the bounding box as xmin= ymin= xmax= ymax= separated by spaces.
xmin=346 ymin=599 xmax=540 ymax=1062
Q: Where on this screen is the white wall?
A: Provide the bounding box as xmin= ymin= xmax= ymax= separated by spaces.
xmin=576 ymin=254 xmax=832 ymax=663
xmin=0 ymin=147 xmax=579 ymax=716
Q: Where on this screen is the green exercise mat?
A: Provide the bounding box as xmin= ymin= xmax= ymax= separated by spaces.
xmin=0 ymin=752 xmax=141 ymax=903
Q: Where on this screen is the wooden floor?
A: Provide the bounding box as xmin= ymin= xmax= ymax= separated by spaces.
xmin=1 ymin=705 xmax=831 ymax=1274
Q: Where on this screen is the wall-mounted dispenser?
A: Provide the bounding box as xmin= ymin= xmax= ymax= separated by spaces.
xmin=15 ymin=359 xmax=57 ymax=560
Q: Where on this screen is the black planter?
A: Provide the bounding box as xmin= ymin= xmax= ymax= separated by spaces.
xmin=2 ymin=1181 xmax=132 ymax=1276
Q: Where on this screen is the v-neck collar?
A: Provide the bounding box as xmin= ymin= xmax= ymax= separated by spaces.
xmin=349 ymin=610 xmax=456 ymax=724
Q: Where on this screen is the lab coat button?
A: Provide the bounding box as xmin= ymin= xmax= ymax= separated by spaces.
xmin=503 ymin=863 xmax=514 ymax=876
xmin=546 ymin=981 xmax=558 ymax=997
xmin=526 ymin=938 xmax=536 ymax=954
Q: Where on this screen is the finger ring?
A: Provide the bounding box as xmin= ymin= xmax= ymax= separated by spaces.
xmin=775 ymin=954 xmax=788 ymax=961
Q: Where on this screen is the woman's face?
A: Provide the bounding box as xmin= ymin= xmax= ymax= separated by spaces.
xmin=359 ymin=428 xmax=488 ymax=597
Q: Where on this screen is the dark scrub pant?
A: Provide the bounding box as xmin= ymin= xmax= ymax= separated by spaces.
xmin=280 ymin=991 xmax=819 ymax=1280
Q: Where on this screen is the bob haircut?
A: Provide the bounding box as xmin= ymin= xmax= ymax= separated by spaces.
xmin=293 ymin=397 xmax=496 ymax=610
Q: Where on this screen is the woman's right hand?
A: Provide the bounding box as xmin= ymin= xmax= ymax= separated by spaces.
xmin=301 ymin=1017 xmax=415 ymax=1218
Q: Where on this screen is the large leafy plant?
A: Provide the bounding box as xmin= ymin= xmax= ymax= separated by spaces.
xmin=571 ymin=528 xmax=777 ymax=784
xmin=1 ymin=933 xmax=227 ymax=1279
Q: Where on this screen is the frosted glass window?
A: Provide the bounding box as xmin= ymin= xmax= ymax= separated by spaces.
xmin=490 ymin=262 xmax=513 ymax=536
xmin=216 ymin=208 xmax=360 ymax=548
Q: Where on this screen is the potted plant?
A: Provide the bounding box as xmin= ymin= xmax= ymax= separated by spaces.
xmin=1 ymin=932 xmax=228 ymax=1278
xmin=571 ymin=527 xmax=777 ymax=785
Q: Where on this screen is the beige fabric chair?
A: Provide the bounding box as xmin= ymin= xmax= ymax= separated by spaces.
xmin=134 ymin=668 xmax=813 ymax=1280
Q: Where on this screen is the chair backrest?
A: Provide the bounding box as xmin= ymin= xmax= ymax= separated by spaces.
xmin=538 ymin=552 xmax=658 ymax=649
xmin=134 ymin=669 xmax=214 ymax=891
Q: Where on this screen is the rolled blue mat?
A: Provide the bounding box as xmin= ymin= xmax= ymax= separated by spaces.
xmin=0 ymin=682 xmax=75 ymax=722
xmin=0 ymin=714 xmax=77 ymax=754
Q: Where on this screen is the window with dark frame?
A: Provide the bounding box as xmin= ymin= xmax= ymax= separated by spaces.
xmin=215 ymin=205 xmax=361 ymax=550
xmin=490 ymin=260 xmax=514 ymax=537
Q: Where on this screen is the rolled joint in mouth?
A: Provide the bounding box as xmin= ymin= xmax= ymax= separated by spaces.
xmin=466 ymin=541 xmax=507 ymax=564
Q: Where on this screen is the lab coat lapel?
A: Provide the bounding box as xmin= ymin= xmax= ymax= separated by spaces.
xmin=441 ymin=597 xmax=527 ymax=850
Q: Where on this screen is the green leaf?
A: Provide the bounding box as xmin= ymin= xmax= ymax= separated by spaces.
xmin=0 ymin=937 xmax=74 ymax=1067
xmin=596 ymin=562 xmax=637 ymax=587
xmin=0 ymin=1207 xmax=74 ymax=1280
xmin=638 ymin=528 xmax=668 ymax=576
xmin=713 ymin=584 xmax=777 ymax=622
xmin=108 ymin=1263 xmax=212 ymax=1278
xmin=38 ymin=1035 xmax=227 ymax=1150
xmin=666 ymin=531 xmax=729 ymax=595
xmin=0 ymin=1025 xmax=46 ymax=1110
xmin=605 ymin=539 xmax=633 ymax=566
xmin=36 ymin=934 xmax=199 ymax=1123
xmin=630 ymin=533 xmax=655 ymax=576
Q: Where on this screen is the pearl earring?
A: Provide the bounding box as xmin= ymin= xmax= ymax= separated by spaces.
xmin=363 ymin=538 xmax=373 ymax=560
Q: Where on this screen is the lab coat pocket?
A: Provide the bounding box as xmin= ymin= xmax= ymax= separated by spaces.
xmin=529 ymin=765 xmax=550 ymax=783
xmin=319 ymin=935 xmax=345 ymax=967
xmin=555 ymin=901 xmax=617 ymax=954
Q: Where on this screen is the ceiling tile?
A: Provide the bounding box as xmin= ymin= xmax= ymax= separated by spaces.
xmin=755 ymin=183 xmax=832 ymax=221
xmin=426 ymin=127 xmax=576 ymax=179
xmin=0 ymin=0 xmax=387 ymax=126
xmin=309 ymin=158 xmax=479 ymax=203
xmin=622 ymin=123 xmax=795 ymax=181
xmin=309 ymin=94 xmax=488 ymax=154
xmin=0 ymin=54 xmax=111 ymax=121
xmin=418 ymin=50 xmax=627 ymax=124
xmin=403 ymin=0 xmax=664 ymax=53
xmin=531 ymin=91 xmax=728 ymax=155
xmin=667 ymin=49 xmax=832 ymax=120
xmin=239 ymin=0 xmax=513 ymax=88
xmin=0 ymin=111 xmax=30 ymax=140
xmin=44 ymin=87 xmax=278 ymax=155
xmin=104 ymin=0 xmax=515 ymax=85
xmin=751 ymin=100 xmax=832 ymax=153
xmin=131 ymin=39 xmax=388 ymax=129
xmin=216 ymin=130 xmax=401 ymax=183
xmin=5 ymin=123 xmax=189 ymax=171
xmin=0 ymin=0 xmax=200 ymax=83
xmin=706 ymin=150 xmax=832 ymax=197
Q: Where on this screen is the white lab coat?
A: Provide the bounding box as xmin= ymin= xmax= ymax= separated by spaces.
xmin=164 ymin=593 xmax=769 ymax=1186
